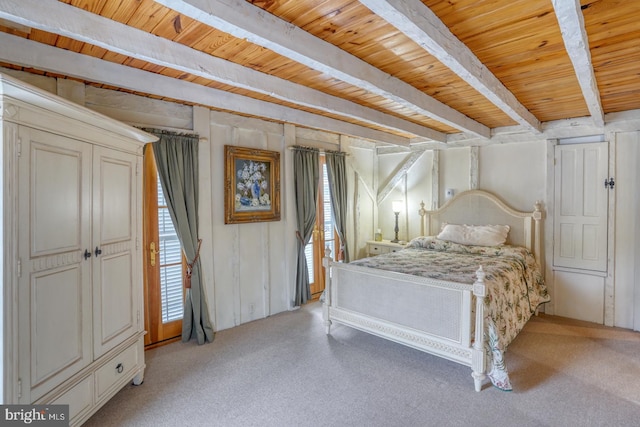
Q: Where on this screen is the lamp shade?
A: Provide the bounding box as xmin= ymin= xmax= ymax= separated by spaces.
xmin=392 ymin=200 xmax=403 ymax=213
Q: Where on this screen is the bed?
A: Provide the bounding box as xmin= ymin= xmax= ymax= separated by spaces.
xmin=321 ymin=190 xmax=550 ymax=391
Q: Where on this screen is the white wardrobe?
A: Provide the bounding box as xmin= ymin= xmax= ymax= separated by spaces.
xmin=1 ymin=73 xmax=156 ymax=425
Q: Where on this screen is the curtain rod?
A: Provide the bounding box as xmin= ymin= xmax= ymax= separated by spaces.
xmin=287 ymin=146 xmax=349 ymax=155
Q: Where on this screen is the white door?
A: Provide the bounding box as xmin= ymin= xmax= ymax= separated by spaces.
xmin=92 ymin=146 xmax=140 ymax=358
xmin=17 ymin=127 xmax=93 ymax=403
xmin=554 ymin=142 xmax=609 ymax=272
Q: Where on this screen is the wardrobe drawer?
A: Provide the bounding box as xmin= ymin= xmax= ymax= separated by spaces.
xmin=95 ymin=343 xmax=139 ymax=400
xmin=50 ymin=375 xmax=93 ymax=422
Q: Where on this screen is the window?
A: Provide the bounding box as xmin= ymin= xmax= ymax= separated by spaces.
xmin=157 ymin=175 xmax=184 ymax=323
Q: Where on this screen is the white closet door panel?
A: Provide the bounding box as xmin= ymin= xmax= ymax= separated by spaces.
xmin=582 ymin=225 xmax=599 ymax=260
xmin=583 ymin=148 xmax=601 ymax=216
xmin=96 ymin=252 xmax=134 ymax=347
xmin=29 ymin=139 xmax=88 ymax=256
xmin=94 ymin=147 xmax=134 ymax=244
xmin=30 ymin=266 xmax=84 ymax=385
xmin=554 ymin=143 xmax=608 ymax=272
xmin=92 ymin=146 xmax=138 ymax=357
xmin=559 ymin=148 xmax=577 ymax=216
xmin=18 ymin=127 xmax=92 ymax=403
xmin=558 ymin=223 xmax=576 ymax=259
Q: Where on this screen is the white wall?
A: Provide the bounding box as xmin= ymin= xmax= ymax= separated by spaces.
xmin=378 ymin=152 xmax=409 ymax=242
xmin=439 ymin=148 xmax=471 ymax=205
xmin=348 ymin=142 xmax=377 ymax=259
xmin=406 ymin=151 xmax=433 ymax=239
xmin=479 ymin=141 xmax=546 ymax=212
xmin=374 ymin=150 xmax=434 ymax=244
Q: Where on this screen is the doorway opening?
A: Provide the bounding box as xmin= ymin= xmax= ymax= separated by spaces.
xmin=306 ymin=155 xmax=339 ymax=301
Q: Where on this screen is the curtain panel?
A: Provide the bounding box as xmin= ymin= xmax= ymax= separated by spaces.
xmin=147 ymin=129 xmax=214 ymax=344
xmin=292 ymin=146 xmax=320 ymax=306
xmin=325 ymin=150 xmax=350 ymax=263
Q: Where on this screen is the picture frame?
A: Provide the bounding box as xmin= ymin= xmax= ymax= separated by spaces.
xmin=224 ymin=145 xmax=281 ymax=224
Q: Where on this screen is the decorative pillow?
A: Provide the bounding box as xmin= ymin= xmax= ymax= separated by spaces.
xmin=436 ymin=223 xmax=510 ymax=247
xmin=405 ymin=236 xmax=438 ymax=249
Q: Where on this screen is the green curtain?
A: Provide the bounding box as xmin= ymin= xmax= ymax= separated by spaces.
xmin=148 ymin=129 xmax=214 ymax=345
xmin=325 ymin=150 xmax=350 ymax=263
xmin=293 ymin=146 xmax=319 ymax=306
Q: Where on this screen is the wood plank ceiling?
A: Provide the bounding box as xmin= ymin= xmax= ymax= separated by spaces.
xmin=0 ymin=0 xmax=639 ymax=147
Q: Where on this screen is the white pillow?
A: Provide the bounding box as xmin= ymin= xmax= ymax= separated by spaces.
xmin=437 ymin=224 xmax=510 ymax=247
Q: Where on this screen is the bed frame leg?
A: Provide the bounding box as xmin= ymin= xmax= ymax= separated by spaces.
xmin=472 ymin=266 xmax=487 ymax=392
xmin=472 ymin=372 xmax=484 ymax=392
xmin=323 ymin=315 xmax=332 ymax=335
xmin=322 ymin=247 xmax=332 ymax=335
xmin=323 ymin=298 xmax=332 ymax=334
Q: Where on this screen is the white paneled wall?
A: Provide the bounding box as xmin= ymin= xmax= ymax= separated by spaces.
xmin=208 ymin=113 xmax=289 ymax=330
xmin=614 ymin=131 xmax=640 ymax=329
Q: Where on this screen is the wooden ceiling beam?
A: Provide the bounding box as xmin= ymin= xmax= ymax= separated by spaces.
xmin=0 ymin=31 xmax=411 ymax=146
xmin=154 ymin=0 xmax=491 ymax=138
xmin=359 ymin=0 xmax=542 ymax=135
xmin=551 ymin=0 xmax=604 ymax=127
xmin=0 ymin=0 xmax=440 ymax=143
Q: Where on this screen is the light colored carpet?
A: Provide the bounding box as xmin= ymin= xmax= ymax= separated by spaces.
xmin=84 ymin=302 xmax=640 ymax=427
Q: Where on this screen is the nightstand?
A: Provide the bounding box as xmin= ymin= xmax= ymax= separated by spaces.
xmin=366 ymin=240 xmax=405 ymax=257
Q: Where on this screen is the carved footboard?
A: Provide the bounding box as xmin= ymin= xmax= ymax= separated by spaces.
xmin=323 ymin=254 xmax=487 ymax=391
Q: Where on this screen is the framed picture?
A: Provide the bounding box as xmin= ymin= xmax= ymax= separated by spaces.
xmin=224 ymin=145 xmax=281 ymax=224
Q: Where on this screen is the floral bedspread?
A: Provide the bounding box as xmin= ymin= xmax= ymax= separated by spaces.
xmin=350 ymin=236 xmax=550 ymax=391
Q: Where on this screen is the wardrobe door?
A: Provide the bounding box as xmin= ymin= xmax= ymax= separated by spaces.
xmin=17 ymin=127 xmax=93 ymax=403
xmin=92 ymin=145 xmax=141 ymax=358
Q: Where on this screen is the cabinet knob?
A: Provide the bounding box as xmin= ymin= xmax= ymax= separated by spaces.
xmin=116 ymin=363 xmax=124 ymax=374
xmin=83 ymin=249 xmax=92 ymax=260
xmin=95 ymin=246 xmax=102 ymax=257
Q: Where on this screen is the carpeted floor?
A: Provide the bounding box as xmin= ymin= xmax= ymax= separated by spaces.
xmin=84 ymin=302 xmax=640 ymax=427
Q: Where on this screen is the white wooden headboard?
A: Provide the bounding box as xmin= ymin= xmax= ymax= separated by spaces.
xmin=419 ymin=190 xmax=544 ymax=262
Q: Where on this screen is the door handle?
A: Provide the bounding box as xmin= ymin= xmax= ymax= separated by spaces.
xmin=150 ymin=242 xmax=160 ymax=266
